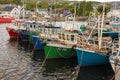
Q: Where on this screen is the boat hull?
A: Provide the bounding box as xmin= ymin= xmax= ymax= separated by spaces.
xmin=76 ymin=47 xmax=109 ymax=67
xmin=6 ymin=27 xmax=20 ymax=39
xmin=0 ymin=17 xmax=14 ymax=23
xmin=44 ymin=45 xmax=76 ymax=59
xmin=19 ymin=30 xmax=29 ymax=41
xmin=26 ymin=31 xmax=37 ymax=43
xmin=109 ymin=55 xmax=120 ymax=79
xmin=109 ymin=32 xmax=118 ymax=39
xmin=32 ymin=35 xmax=43 ymax=50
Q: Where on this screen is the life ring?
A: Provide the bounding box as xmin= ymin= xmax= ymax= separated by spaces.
xmin=42 ymin=42 xmax=46 ymax=46
xmin=72 ymin=45 xmax=77 ymax=51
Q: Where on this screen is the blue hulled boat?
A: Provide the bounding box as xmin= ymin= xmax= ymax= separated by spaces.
xmin=76 ymin=36 xmax=112 ymax=66
xmin=76 ymin=49 xmax=109 ymax=67
xmin=32 ymin=35 xmax=43 ymax=50
xmin=19 ymin=30 xmax=29 ymax=41
xmin=32 ymin=26 xmax=60 ymax=50
xmin=109 ymin=32 xmax=118 ymax=39
xmin=75 ymin=5 xmax=114 ymax=66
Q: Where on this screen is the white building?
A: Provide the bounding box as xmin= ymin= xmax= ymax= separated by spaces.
xmin=107 ymin=9 xmax=120 ymax=18
xmin=37 ymin=8 xmax=49 ymax=16
xmin=0 ymin=6 xmax=20 ymax=19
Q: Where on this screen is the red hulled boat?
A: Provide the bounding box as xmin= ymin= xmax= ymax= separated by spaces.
xmin=0 ymin=17 xmax=14 ymax=23
xmin=6 ymin=20 xmax=23 ymax=39
xmin=6 ymin=27 xmax=20 ymax=39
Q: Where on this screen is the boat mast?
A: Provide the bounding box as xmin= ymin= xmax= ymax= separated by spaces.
xmin=118 ymin=28 xmax=120 ymax=53
xmin=21 ymin=0 xmax=25 ymax=21
xmin=71 ymin=2 xmax=76 ymax=31
xmin=98 ymin=3 xmax=106 ymax=49
xmin=49 ymin=0 xmax=53 ymax=26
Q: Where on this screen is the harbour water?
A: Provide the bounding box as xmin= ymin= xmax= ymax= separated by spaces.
xmin=0 ymin=23 xmax=115 ymax=80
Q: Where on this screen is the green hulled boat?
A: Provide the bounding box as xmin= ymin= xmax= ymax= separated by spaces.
xmin=44 ymin=30 xmax=78 ymax=59
xmin=44 ymin=44 xmax=76 ymax=59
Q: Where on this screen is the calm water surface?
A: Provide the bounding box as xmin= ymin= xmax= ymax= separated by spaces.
xmin=0 ymin=23 xmax=114 ymax=80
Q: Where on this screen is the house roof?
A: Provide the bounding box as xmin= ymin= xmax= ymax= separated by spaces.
xmin=52 ymin=8 xmax=70 ymax=13
xmin=2 ymin=6 xmax=15 ymax=11
xmin=38 ymin=8 xmax=48 ymax=12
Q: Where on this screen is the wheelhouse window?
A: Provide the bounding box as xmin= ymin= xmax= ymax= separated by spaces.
xmin=43 ymin=28 xmax=47 ymax=33
xmin=67 ymin=35 xmax=70 ymax=40
xmin=30 ymin=24 xmax=32 ymax=28
xmin=62 ymin=34 xmax=65 ymax=40
xmin=34 ymin=25 xmax=35 ymax=28
xmin=71 ymin=35 xmax=74 ymax=41
xmin=58 ymin=33 xmax=61 ymax=39
xmin=52 ymin=29 xmax=54 ymax=34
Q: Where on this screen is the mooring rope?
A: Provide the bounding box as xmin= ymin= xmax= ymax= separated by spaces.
xmin=32 ymin=46 xmax=52 ymax=80
xmin=15 ymin=30 xmax=20 ymax=48
xmin=28 ymin=31 xmax=33 ymax=51
xmin=30 ymin=38 xmax=39 ymax=56
xmin=71 ymin=48 xmax=84 ymax=80
xmin=56 ymin=45 xmax=75 ymax=58
xmin=110 ymin=56 xmax=120 ymax=80
xmin=14 ymin=22 xmax=20 ymax=48
xmin=111 ymin=67 xmax=120 ymax=80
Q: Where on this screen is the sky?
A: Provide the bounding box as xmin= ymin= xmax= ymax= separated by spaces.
xmin=68 ymin=0 xmax=120 ymax=2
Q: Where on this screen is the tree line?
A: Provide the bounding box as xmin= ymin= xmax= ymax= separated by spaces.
xmin=0 ymin=0 xmax=111 ymax=16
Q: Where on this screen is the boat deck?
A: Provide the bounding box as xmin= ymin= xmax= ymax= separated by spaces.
xmin=48 ymin=40 xmax=76 ymax=48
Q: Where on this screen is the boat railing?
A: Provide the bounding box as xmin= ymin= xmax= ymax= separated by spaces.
xmin=77 ymin=36 xmax=112 ymax=53
xmin=111 ymin=38 xmax=119 ymax=54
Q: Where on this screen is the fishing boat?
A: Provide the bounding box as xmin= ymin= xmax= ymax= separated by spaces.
xmin=109 ymin=34 xmax=120 ymax=80
xmin=75 ymin=3 xmax=114 ymax=66
xmin=32 ymin=25 xmax=61 ymax=50
xmin=44 ymin=29 xmax=78 ymax=59
xmin=108 ymin=16 xmax=120 ymax=39
xmin=19 ymin=21 xmax=38 ymax=42
xmin=32 ymin=7 xmax=62 ymax=50
xmin=43 ymin=10 xmax=82 ymax=59
xmin=109 ymin=38 xmax=120 ymax=80
xmin=109 ymin=17 xmax=120 ymax=80
xmin=110 ymin=52 xmax=120 ymax=80
xmin=0 ymin=17 xmax=14 ymax=23
xmin=6 ymin=20 xmax=22 ymax=39
xmin=76 ymin=35 xmax=112 ymax=66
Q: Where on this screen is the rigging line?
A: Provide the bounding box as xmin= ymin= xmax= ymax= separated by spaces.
xmin=78 ymin=20 xmax=97 ymax=45
xmin=78 ymin=15 xmax=98 ymax=42
xmin=78 ymin=24 xmax=87 ymax=41
xmin=86 ymin=14 xmax=100 ymax=44
xmin=86 ymin=20 xmax=98 ymax=43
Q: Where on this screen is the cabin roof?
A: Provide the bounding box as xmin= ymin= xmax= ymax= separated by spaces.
xmin=59 ymin=30 xmax=78 ymax=35
xmin=40 ymin=26 xmax=60 ymax=28
xmin=2 ymin=6 xmax=15 ymax=11
xmin=24 ymin=21 xmax=37 ymax=24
